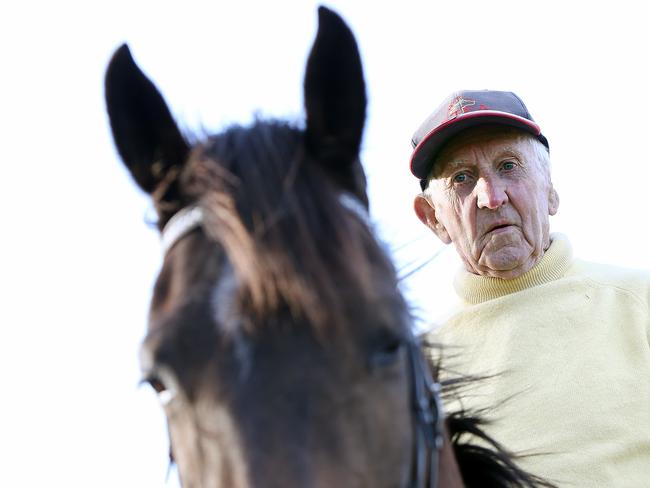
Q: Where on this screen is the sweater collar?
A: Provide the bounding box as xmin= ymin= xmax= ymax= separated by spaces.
xmin=453 ymin=234 xmax=573 ymax=305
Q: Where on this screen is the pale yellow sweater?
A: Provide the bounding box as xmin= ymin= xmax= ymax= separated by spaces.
xmin=432 ymin=235 xmax=650 ymax=487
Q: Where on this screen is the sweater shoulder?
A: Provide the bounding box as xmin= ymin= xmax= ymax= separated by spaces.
xmin=569 ymin=259 xmax=650 ymax=305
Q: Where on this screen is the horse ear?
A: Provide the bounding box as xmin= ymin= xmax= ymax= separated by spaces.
xmin=304 ymin=7 xmax=367 ymax=197
xmin=105 ymin=45 xmax=189 ymax=195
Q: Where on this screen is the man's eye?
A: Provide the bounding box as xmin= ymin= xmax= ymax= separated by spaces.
xmin=502 ymin=161 xmax=516 ymax=170
xmin=453 ymin=173 xmax=468 ymax=183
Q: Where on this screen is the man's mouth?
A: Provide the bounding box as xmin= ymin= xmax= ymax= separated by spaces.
xmin=486 ymin=223 xmax=513 ymax=234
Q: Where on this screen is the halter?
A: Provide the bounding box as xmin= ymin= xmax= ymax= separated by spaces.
xmin=160 ymin=204 xmax=445 ymax=487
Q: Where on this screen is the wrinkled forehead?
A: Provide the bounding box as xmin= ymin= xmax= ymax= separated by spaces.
xmin=432 ymin=126 xmax=534 ymax=176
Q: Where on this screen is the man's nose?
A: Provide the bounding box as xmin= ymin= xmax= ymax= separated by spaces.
xmin=475 ymin=177 xmax=508 ymax=209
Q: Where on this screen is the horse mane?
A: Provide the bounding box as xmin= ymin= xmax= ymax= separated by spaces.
xmin=446 ymin=411 xmax=555 ymax=488
xmin=181 ymin=119 xmax=404 ymax=333
xmin=424 ymin=342 xmax=556 ymax=488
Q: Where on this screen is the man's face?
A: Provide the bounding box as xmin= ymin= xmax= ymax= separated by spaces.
xmin=414 ymin=127 xmax=559 ymax=279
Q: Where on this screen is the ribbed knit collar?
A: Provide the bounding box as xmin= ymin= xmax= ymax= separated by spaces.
xmin=453 ymin=234 xmax=573 ymax=305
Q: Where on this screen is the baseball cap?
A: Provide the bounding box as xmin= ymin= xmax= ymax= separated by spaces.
xmin=410 ymin=90 xmax=549 ymax=186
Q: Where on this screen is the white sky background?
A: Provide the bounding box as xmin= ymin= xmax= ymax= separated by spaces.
xmin=1 ymin=1 xmax=648 ymax=486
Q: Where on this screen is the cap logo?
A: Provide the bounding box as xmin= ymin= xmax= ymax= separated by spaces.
xmin=447 ymin=96 xmax=475 ymax=119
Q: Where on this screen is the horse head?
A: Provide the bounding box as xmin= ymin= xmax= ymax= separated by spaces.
xmin=106 ymin=8 xmax=424 ymax=487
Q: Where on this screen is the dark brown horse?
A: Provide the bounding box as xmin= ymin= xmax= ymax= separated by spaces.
xmin=105 ymin=7 xmax=553 ymax=488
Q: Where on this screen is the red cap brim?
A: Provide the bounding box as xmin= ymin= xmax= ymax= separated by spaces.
xmin=410 ymin=111 xmax=543 ymax=179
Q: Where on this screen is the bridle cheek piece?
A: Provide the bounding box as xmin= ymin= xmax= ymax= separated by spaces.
xmin=407 ymin=334 xmax=444 ymax=488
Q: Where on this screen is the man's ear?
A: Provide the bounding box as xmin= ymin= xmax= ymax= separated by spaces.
xmin=548 ymin=186 xmax=560 ymax=216
xmin=414 ymin=194 xmax=451 ymax=244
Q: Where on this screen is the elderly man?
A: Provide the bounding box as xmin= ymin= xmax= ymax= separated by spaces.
xmin=411 ymin=90 xmax=650 ymax=486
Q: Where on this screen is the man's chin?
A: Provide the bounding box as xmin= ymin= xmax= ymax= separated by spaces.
xmin=477 ymin=245 xmax=534 ymax=279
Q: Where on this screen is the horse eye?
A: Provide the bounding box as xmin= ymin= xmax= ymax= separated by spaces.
xmin=369 ymin=331 xmax=405 ymax=369
xmin=147 ymin=375 xmax=167 ymax=394
xmin=144 ymin=374 xmax=177 ymax=406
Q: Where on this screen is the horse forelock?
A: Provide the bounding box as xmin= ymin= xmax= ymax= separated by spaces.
xmin=181 ymin=119 xmax=404 ymax=334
